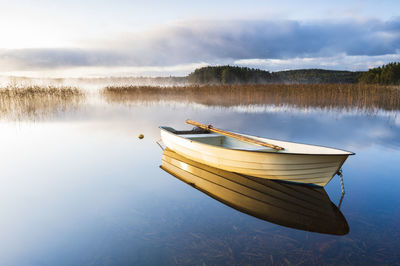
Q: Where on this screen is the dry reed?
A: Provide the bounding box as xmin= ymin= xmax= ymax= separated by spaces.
xmin=101 ymin=84 xmax=400 ymax=112
xmin=0 ymin=85 xmax=85 ymax=120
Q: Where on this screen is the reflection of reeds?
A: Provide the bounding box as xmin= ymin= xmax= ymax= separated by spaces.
xmin=101 ymin=84 xmax=400 ymax=111
xmin=0 ymin=86 xmax=85 ymax=120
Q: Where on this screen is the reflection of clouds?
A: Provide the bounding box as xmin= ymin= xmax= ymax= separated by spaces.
xmin=57 ymin=100 xmax=400 ymax=151
xmin=2 ymin=96 xmax=400 ymax=150
xmin=395 ymin=116 xmax=400 ymax=126
xmin=102 ymin=98 xmax=400 ymax=119
xmin=366 ymin=128 xmax=393 ymax=138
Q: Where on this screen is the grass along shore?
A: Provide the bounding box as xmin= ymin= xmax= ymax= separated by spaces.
xmin=101 ymin=84 xmax=400 ymax=111
xmin=0 ymin=85 xmax=85 ymax=120
xmin=1 ymin=83 xmax=399 ymax=120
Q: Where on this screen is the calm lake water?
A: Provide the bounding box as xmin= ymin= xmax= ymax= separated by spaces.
xmin=1 ymin=95 xmax=400 ymax=265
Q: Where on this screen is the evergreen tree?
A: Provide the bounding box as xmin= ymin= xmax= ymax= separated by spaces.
xmin=359 ymin=62 xmax=400 ymax=85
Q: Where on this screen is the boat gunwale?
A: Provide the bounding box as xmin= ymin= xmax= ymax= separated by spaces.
xmin=160 ymin=126 xmax=356 ymax=156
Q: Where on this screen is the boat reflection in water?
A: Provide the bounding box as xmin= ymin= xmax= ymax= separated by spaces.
xmin=160 ymin=148 xmax=349 ymax=235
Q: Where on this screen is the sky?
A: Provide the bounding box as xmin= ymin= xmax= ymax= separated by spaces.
xmin=0 ymin=0 xmax=399 ymax=77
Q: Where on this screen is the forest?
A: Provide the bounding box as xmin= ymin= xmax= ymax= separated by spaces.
xmin=187 ymin=63 xmax=400 ymax=85
xmin=358 ymin=62 xmax=400 ymax=85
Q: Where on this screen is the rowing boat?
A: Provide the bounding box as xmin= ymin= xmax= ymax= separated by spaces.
xmin=161 ymin=148 xmax=349 ymax=235
xmin=159 ymin=120 xmax=354 ymax=187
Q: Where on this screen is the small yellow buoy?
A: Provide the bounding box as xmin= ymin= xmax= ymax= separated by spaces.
xmin=138 ymin=134 xmax=144 ymax=139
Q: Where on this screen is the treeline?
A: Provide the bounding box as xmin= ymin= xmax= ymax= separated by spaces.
xmin=187 ymin=66 xmax=272 ymax=84
xmin=273 ymin=69 xmax=362 ymax=84
xmin=358 ymin=62 xmax=400 ymax=85
xmin=187 ymin=65 xmax=362 ymax=84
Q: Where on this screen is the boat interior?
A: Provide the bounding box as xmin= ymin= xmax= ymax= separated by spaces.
xmin=161 ymin=126 xmax=273 ymax=151
xmin=161 ymin=126 xmax=354 ymax=155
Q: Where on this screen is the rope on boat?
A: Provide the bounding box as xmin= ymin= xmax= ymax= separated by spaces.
xmin=337 ymin=169 xmax=345 ymax=209
xmin=156 ymin=139 xmax=165 ymax=151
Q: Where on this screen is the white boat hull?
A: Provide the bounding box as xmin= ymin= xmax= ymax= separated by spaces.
xmin=160 ymin=127 xmax=353 ymax=187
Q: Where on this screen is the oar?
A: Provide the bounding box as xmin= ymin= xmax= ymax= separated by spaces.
xmin=185 ymin=119 xmax=285 ymax=151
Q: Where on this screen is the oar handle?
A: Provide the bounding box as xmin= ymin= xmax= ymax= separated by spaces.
xmin=186 ymin=119 xmax=212 ymax=130
xmin=185 ymin=119 xmax=284 ymax=151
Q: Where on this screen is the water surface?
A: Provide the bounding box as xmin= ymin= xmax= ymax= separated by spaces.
xmin=1 ymin=94 xmax=399 ymax=265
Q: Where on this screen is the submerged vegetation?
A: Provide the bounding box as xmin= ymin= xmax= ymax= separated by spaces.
xmin=0 ymin=86 xmax=85 ymax=120
xmin=102 ymin=84 xmax=400 ymax=112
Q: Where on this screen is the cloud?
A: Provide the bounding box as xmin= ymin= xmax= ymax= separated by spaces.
xmin=1 ymin=18 xmax=400 ymax=75
xmin=137 ymin=18 xmax=400 ymax=62
xmin=234 ymin=54 xmax=400 ymax=71
xmin=0 ymin=49 xmax=126 ymax=70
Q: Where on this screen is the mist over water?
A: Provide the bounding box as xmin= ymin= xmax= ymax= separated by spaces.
xmin=0 ymin=76 xmax=189 ymax=91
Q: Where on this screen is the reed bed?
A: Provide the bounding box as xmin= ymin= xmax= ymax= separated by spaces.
xmin=0 ymin=85 xmax=85 ymax=120
xmin=101 ymin=84 xmax=400 ymax=112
